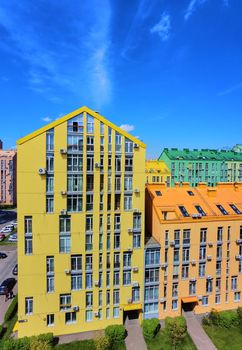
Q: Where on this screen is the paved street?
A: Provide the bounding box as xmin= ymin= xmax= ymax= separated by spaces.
xmin=0 ymin=210 xmax=16 ymax=227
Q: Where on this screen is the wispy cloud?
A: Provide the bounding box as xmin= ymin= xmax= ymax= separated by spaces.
xmin=0 ymin=1 xmax=112 ymax=107
xmin=150 ymin=12 xmax=171 ymax=41
xmin=217 ymin=83 xmax=242 ymax=96
xmin=120 ymin=124 xmax=135 ymax=132
xmin=42 ymin=116 xmax=52 ymax=123
xmin=184 ymin=0 xmax=208 ymax=21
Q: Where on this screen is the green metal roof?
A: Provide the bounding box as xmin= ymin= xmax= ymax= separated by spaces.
xmin=160 ymin=148 xmax=242 ymax=161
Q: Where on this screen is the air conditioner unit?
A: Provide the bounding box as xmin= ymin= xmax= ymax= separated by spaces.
xmin=236 ymin=239 xmax=242 ymax=244
xmin=38 ymin=168 xmax=46 ymax=175
xmin=198 ymin=295 xmax=203 ymax=301
xmin=191 ymin=260 xmax=196 ymax=266
xmin=128 ymin=228 xmax=133 ymax=233
xmin=133 ymin=208 xmax=139 ymax=213
xmin=132 ymin=282 xmax=139 ymax=287
xmin=134 ymin=143 xmax=139 ymax=149
xmin=235 ymin=255 xmax=242 ymax=261
xmin=94 ymin=281 xmax=99 ymax=287
xmin=190 ymin=277 xmax=196 ymax=282
xmin=73 ymin=306 xmax=79 ymax=311
xmin=128 ymin=248 xmax=133 ymax=252
xmin=192 ymin=213 xmax=202 ymax=218
xmin=60 ymin=210 xmax=67 ymax=215
xmin=132 ymin=266 xmax=139 ymax=272
xmin=64 ymin=269 xmax=71 ymax=274
xmin=127 ymin=298 xmax=132 ymax=303
xmin=160 ymin=263 xmax=167 ymax=269
xmin=207 ymin=275 xmax=213 ymax=280
xmin=207 ymin=255 xmax=212 ymax=261
xmin=170 ymin=240 xmax=175 ymax=246
xmin=208 ymin=242 xmax=213 ymax=247
xmin=61 ymin=191 xmax=67 ymax=195
xmin=159 ymin=298 xmax=165 ymax=303
xmin=94 ymin=311 xmax=99 ymax=317
xmin=134 ymin=188 xmax=140 ymax=194
xmin=60 ymin=149 xmax=67 ymax=154
xmin=95 ymin=163 xmax=101 ymax=168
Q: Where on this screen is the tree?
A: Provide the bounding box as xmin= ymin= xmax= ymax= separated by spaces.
xmin=165 ymin=317 xmax=187 ymax=349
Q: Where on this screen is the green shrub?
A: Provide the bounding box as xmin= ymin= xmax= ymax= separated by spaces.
xmin=237 ymin=307 xmax=242 ymax=325
xmin=1 ymin=337 xmax=30 ymax=350
xmin=0 ymin=325 xmax=4 ymax=339
xmin=105 ymin=325 xmax=126 ymax=344
xmin=209 ymin=309 xmax=238 ymax=328
xmin=202 ymin=316 xmax=211 ymax=326
xmin=142 ymin=318 xmax=160 ymax=340
xmin=4 ymin=295 xmax=18 ymax=323
xmin=29 ymin=339 xmax=52 ymax=350
xmin=165 ymin=316 xmax=187 ymax=347
xmin=35 ymin=333 xmax=54 ymax=345
xmin=209 ymin=309 xmax=221 ymax=326
xmin=94 ymin=336 xmax=110 ymax=350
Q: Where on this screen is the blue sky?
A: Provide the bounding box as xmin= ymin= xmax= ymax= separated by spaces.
xmin=0 ymin=0 xmax=242 ymax=157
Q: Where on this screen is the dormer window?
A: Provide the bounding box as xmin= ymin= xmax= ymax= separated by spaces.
xmin=178 ymin=206 xmax=189 ymax=217
xmin=216 ymin=204 xmax=228 ymax=215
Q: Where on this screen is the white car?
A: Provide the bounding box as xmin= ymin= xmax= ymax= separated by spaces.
xmin=12 ymin=221 xmax=17 ymax=227
xmin=8 ymin=234 xmax=17 ymax=242
xmin=0 ymin=227 xmax=12 ymax=233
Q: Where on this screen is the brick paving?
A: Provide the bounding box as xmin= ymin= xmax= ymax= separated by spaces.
xmin=184 ymin=311 xmax=217 ymax=350
xmin=125 ymin=318 xmax=147 ymax=350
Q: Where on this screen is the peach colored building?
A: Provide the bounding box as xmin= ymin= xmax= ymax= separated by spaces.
xmin=0 ymin=141 xmax=17 ymax=205
xmin=144 ymin=182 xmax=242 ymax=319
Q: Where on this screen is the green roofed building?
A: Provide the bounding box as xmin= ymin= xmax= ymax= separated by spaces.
xmin=159 ymin=148 xmax=242 ymax=187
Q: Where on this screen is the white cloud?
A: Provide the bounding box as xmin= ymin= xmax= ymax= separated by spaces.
xmin=42 ymin=116 xmax=52 ymax=122
xmin=120 ymin=124 xmax=135 ymax=132
xmin=217 ymin=83 xmax=242 ymax=96
xmin=184 ymin=0 xmax=207 ymax=21
xmin=150 ymin=12 xmax=171 ymax=41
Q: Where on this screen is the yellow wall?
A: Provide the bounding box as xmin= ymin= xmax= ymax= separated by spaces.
xmin=17 ymin=109 xmax=146 ymax=337
xmin=145 ymin=160 xmax=170 ymax=186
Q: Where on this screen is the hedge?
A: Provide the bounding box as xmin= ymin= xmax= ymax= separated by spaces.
xmin=142 ymin=318 xmax=160 ymax=340
xmin=0 ymin=333 xmax=54 ymax=350
xmin=208 ymin=309 xmax=238 ymax=328
xmin=105 ymin=325 xmax=126 ymax=344
xmin=4 ymin=295 xmax=18 ymax=323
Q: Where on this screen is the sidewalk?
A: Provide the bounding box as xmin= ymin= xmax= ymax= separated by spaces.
xmin=184 ymin=311 xmax=217 ymax=350
xmin=125 ymin=318 xmax=147 ymax=350
xmin=0 ymin=283 xmax=18 ymax=324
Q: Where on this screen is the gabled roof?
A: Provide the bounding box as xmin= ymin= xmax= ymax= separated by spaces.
xmin=17 ymin=106 xmax=146 ymax=148
xmin=159 ymin=148 xmax=242 ymax=161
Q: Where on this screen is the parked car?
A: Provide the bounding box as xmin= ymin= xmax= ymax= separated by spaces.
xmin=0 ymin=252 xmax=7 ymax=259
xmin=5 ymin=225 xmax=14 ymax=230
xmin=12 ymin=221 xmax=17 ymax=227
xmin=0 ymin=234 xmax=6 ymax=241
xmin=0 ymin=278 xmax=16 ymax=295
xmin=0 ymin=227 xmax=12 ymax=233
xmin=12 ymin=264 xmax=18 ymax=276
xmin=8 ymin=234 xmax=17 ymax=242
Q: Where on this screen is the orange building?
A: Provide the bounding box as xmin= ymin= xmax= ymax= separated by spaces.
xmin=0 ymin=141 xmax=17 ymax=205
xmin=144 ymin=182 xmax=242 ymax=319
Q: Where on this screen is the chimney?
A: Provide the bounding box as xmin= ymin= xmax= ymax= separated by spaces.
xmin=0 ymin=140 xmax=2 ymax=150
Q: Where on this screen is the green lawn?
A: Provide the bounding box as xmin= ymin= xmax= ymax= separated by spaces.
xmin=145 ymin=329 xmax=196 ymax=350
xmin=203 ymin=325 xmax=242 ymax=350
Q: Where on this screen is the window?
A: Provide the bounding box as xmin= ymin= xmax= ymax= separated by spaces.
xmin=181 ymin=264 xmax=189 ymax=279
xmin=86 ymin=255 xmax=92 ymax=271
xmin=100 ymin=122 xmax=104 ymax=135
xmin=145 ymin=286 xmax=159 ymax=301
xmin=87 ymin=114 xmax=94 ymax=133
xmin=47 ymin=314 xmax=54 ymax=326
xmin=113 ymin=307 xmax=120 ymax=318
xmin=199 ymin=247 xmax=206 ymax=260
xmin=124 ymin=195 xmax=132 ymax=210
xmin=144 ymin=302 xmax=159 ymax=313
xmin=67 ymin=135 xmax=83 ymax=151
xmin=173 ymin=249 xmax=179 ymax=263
xmin=114 ymin=253 xmax=120 ymax=268
xmin=25 ymin=297 xmax=33 ymax=315
xmin=60 ymin=294 xmax=71 ymax=310
xmin=68 ymin=114 xmax=83 ymax=133
xmin=46 ymin=195 xmax=54 ymax=213
xmin=46 ymin=175 xmax=54 ymax=193
xmin=123 ymin=252 xmax=132 ymax=268
xmin=114 ymin=214 xmax=121 ymax=231
xmin=145 ymin=268 xmax=159 ymax=283
xmin=178 ymin=206 xmax=189 ymax=217
xmin=25 ymin=237 xmax=33 ymax=255
xmin=67 ymin=195 xmax=82 ymax=212
xmin=86 ymin=292 xmax=93 ymax=308
xmin=65 ymin=312 xmax=76 ymax=324
xmin=182 ymin=248 xmax=190 ymax=262
xmin=123 ymin=270 xmax=131 ymax=285
xmin=59 ymin=235 xmax=70 ymax=253
xmin=187 ymin=191 xmax=194 ymax=196
xmin=67 ymin=154 xmax=83 ymax=172
xmin=133 ymin=232 xmax=141 ymax=248
xmin=155 ymin=191 xmax=162 ymax=196
xmin=145 ymin=249 xmax=160 ymax=265
xmin=202 ymin=296 xmax=208 ymax=306
xmin=172 ymin=299 xmax=178 ymax=310
xmin=172 ymin=283 xmax=178 ymax=297
xmin=216 ymin=204 xmax=228 ymax=215
xmin=60 ymin=216 xmax=70 ymax=233
xmin=124 ymin=176 xmax=133 ymax=191
xmin=113 ymin=271 xmax=120 ymax=286
xmin=115 ymin=132 xmax=122 ymax=153
xmin=231 ymin=276 xmax=238 ymax=291
xmin=234 ymin=291 xmax=241 ymax=302
xmin=86 ymin=310 xmax=92 ymax=322
xmin=46 ymin=129 xmax=54 ymax=151
xmin=46 ymin=154 xmax=54 ymax=172
xmin=67 ymin=174 xmax=83 ymax=192
xmin=71 ymin=255 xmax=82 ymax=271
xmin=86 ymin=234 xmax=93 ymax=251
xmin=189 ymin=281 xmax=196 ymax=295
xmin=125 ymin=156 xmax=133 ymax=172
xmin=217 ymin=227 xmax=223 ymax=241
xmin=183 ymin=229 xmax=190 ymax=245
xmin=230 ymin=204 xmax=242 ymax=214
xmin=47 ymin=276 xmax=54 ymax=293
xmin=115 ymin=155 xmax=121 ymax=172
xmin=71 ymin=273 xmax=82 ymax=290
xmin=113 ymin=289 xmax=120 ymax=305
xmin=86 ymin=136 xmax=94 ymax=152
xmin=132 ymin=287 xmax=140 ymax=302
xmin=199 ymin=263 xmax=205 ymax=277
xmin=85 ymin=273 xmax=93 ymax=289
xmin=87 ymin=155 xmax=94 ymax=172
xmin=206 ymin=279 xmax=213 ymax=293
xmin=195 ymin=205 xmax=206 ymax=216
xmin=125 ymin=138 xmax=133 ymax=153
xmin=114 ymin=233 xmax=120 ymax=249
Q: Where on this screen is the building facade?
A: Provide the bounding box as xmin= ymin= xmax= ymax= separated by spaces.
xmin=17 ymin=106 xmax=146 ymax=337
xmin=145 ymin=182 xmax=242 ymax=319
xmin=145 ymin=160 xmax=171 ymax=186
xmin=159 ymin=148 xmax=242 ymax=187
xmin=0 ymin=141 xmax=17 ymax=205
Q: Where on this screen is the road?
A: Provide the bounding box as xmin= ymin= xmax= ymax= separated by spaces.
xmin=0 ymin=209 xmax=16 ymax=227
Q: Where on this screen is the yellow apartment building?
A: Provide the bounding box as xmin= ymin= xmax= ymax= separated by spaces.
xmin=17 ymin=106 xmax=146 ymax=337
xmin=145 ymin=160 xmax=171 ymax=186
xmin=145 ymin=182 xmax=242 ymax=319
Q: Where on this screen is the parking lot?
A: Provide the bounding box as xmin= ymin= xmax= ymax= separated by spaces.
xmin=0 ymin=209 xmax=17 ymax=323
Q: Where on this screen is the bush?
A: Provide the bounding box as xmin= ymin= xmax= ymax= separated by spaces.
xmin=209 ymin=309 xmax=220 ymax=326
xmin=0 ymin=325 xmax=4 ymax=339
xmin=237 ymin=307 xmax=242 ymax=325
xmin=209 ymin=309 xmax=238 ymax=328
xmin=202 ymin=316 xmax=211 ymax=326
xmin=94 ymin=336 xmax=110 ymax=350
xmin=29 ymin=339 xmax=52 ymax=350
xmin=165 ymin=316 xmax=187 ymax=348
xmin=35 ymin=333 xmax=54 ymax=345
xmin=1 ymin=338 xmax=30 ymax=350
xmin=4 ymin=295 xmax=18 ymax=323
xmin=105 ymin=325 xmax=126 ymax=344
xmin=142 ymin=318 xmax=160 ymax=340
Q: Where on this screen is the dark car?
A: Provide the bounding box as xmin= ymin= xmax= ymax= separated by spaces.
xmin=0 ymin=252 xmax=7 ymax=259
xmin=12 ymin=264 xmax=18 ymax=276
xmin=0 ymin=278 xmax=16 ymax=295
